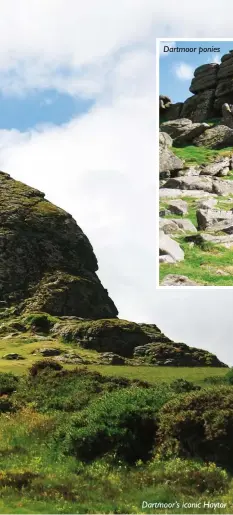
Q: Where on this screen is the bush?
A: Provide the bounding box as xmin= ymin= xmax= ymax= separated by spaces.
xmin=59 ymin=385 xmax=172 ymax=463
xmin=225 ymin=368 xmax=233 ymax=385
xmin=170 ymin=379 xmax=201 ymax=394
xmin=29 ymin=359 xmax=63 ymax=377
xmin=23 ymin=312 xmax=58 ymax=334
xmin=0 ymin=397 xmax=14 ymax=413
xmin=157 ymin=386 xmax=233 ymax=469
xmin=148 ymin=458 xmax=229 ymax=494
xmin=0 ymin=372 xmax=18 ymax=395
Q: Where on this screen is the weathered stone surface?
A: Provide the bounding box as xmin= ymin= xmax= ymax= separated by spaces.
xmin=99 ymin=352 xmax=125 ymax=365
xmin=159 ymin=189 xmax=216 ymax=199
xmin=200 ymin=156 xmax=230 ymax=176
xmin=168 ymin=199 xmax=188 ymax=215
xmin=159 ymin=219 xmax=179 ymax=234
xmin=218 ymin=57 xmax=233 ymax=79
xmin=159 ymin=132 xmax=173 ymax=147
xmin=196 ymin=208 xmax=233 ymax=230
xmin=0 ymin=172 xmax=117 ymax=318
xmin=197 ymin=198 xmax=217 ymax=210
xmin=160 ymin=119 xmax=192 ymax=138
xmin=159 ymin=255 xmax=175 ymax=264
xmin=193 ymin=125 xmax=233 ymax=149
xmin=163 ymin=176 xmax=214 ymax=192
xmin=180 ymin=90 xmax=215 ymax=122
xmin=174 ymin=123 xmax=209 ymax=145
xmin=222 ymin=103 xmax=233 ymax=128
xmin=160 ymin=102 xmax=183 ymax=121
xmin=190 ymin=65 xmax=219 ymax=94
xmin=160 ymin=274 xmax=199 ymax=286
xmin=2 ymin=353 xmax=24 ymax=360
xmin=133 ymin=341 xmax=225 ymax=366
xmin=159 ymin=230 xmax=184 ymax=262
xmin=159 ymin=146 xmax=184 ymax=176
xmin=39 ymin=348 xmax=62 ymax=356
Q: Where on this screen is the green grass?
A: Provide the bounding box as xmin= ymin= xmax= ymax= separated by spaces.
xmin=87 ymin=365 xmax=228 ymax=384
xmin=160 ymin=236 xmax=233 ymax=285
xmin=171 ymin=146 xmax=233 ymax=166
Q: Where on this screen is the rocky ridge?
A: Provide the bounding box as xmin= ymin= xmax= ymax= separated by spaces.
xmin=160 ymin=49 xmax=233 ymax=123
xmin=0 ymin=171 xmax=226 ymax=367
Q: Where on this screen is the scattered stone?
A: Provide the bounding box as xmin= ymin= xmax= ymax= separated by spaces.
xmin=200 ymin=156 xmax=230 ymax=176
xmin=39 ymin=348 xmax=62 ymax=356
xmin=159 ymin=189 xmax=216 ymax=199
xmin=159 ymin=255 xmax=176 ymax=264
xmin=2 ymin=353 xmax=25 ymax=360
xmin=159 ymin=231 xmax=184 ymax=262
xmin=159 ymin=132 xmax=173 ymax=147
xmin=164 ymin=175 xmax=214 ymax=193
xmin=196 ymin=208 xmax=233 ymax=230
xmin=197 ymin=198 xmax=217 ymax=209
xmin=99 ymin=352 xmax=125 ymax=365
xmin=168 ymin=199 xmax=188 ymax=215
xmin=160 ymin=274 xmax=199 ymax=286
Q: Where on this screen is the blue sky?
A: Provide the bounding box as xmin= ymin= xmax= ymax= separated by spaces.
xmin=0 ymin=90 xmax=94 ymax=131
xmin=159 ymin=41 xmax=233 ymax=103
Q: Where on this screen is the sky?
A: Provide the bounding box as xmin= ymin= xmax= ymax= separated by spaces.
xmin=1 ymin=1 xmax=233 ymax=366
xmin=159 ymin=41 xmax=233 ymax=103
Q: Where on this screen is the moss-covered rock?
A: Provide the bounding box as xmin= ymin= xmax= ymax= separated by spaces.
xmin=0 ymin=172 xmax=117 ymax=318
xmin=133 ymin=342 xmax=227 ymax=367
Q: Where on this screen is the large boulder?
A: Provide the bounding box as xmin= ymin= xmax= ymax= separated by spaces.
xmin=196 ymin=208 xmax=233 ymax=230
xmin=193 ymin=125 xmax=233 ymax=148
xmin=0 ymin=171 xmax=117 ymax=318
xmin=189 ymin=64 xmax=219 ymax=94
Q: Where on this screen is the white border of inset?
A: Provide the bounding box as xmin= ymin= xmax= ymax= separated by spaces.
xmin=156 ymin=37 xmax=233 ymax=290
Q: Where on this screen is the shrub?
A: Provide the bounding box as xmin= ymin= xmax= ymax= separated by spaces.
xmin=0 ymin=397 xmax=14 ymax=413
xmin=59 ymin=385 xmax=172 ymax=463
xmin=225 ymin=368 xmax=233 ymax=385
xmin=148 ymin=458 xmax=229 ymax=494
xmin=29 ymin=359 xmax=63 ymax=377
xmin=157 ymin=386 xmax=233 ymax=469
xmin=170 ymin=379 xmax=201 ymax=394
xmin=0 ymin=372 xmax=18 ymax=395
xmin=23 ymin=312 xmax=58 ymax=334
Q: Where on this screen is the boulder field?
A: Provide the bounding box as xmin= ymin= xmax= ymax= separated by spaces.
xmin=159 ymin=49 xmax=233 ymax=286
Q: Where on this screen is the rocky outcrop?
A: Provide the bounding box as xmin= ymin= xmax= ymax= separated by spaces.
xmin=160 ymin=50 xmax=233 ymax=123
xmin=0 ymin=171 xmax=117 ymax=318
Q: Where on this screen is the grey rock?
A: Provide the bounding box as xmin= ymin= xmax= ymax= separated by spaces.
xmin=159 ymin=188 xmax=216 ymax=199
xmin=222 ymin=103 xmax=233 ymax=129
xmin=99 ymin=352 xmax=125 ymax=365
xmin=194 ymin=125 xmax=233 ymax=149
xmin=160 ymin=119 xmax=192 ymax=138
xmin=197 ymin=198 xmax=217 ymax=210
xmin=160 ymin=274 xmax=199 ymax=286
xmin=171 ymin=218 xmax=197 ymax=232
xmin=159 ymin=132 xmax=173 ymax=147
xmin=160 ymin=102 xmax=183 ymax=121
xmin=196 ymin=208 xmax=233 ymax=230
xmin=180 ymin=90 xmax=215 ymax=122
xmin=159 ymin=146 xmax=184 ymax=176
xmin=159 ymin=219 xmax=179 ymax=234
xmin=39 ymin=348 xmax=62 ymax=356
xmin=200 ymin=156 xmax=230 ymax=176
xmin=163 ymin=175 xmax=214 ymax=193
xmin=2 ymin=353 xmax=25 ymax=360
xmin=174 ymin=123 xmax=209 ymax=146
xmin=159 ymin=230 xmax=184 ymax=262
xmin=168 ymin=199 xmax=188 ymax=215
xmin=159 ymin=255 xmax=176 ymax=264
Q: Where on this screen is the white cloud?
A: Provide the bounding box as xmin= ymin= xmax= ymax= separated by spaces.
xmin=174 ymin=62 xmax=194 ymax=80
xmin=1 ymin=0 xmax=233 ymax=368
xmin=208 ymin=54 xmax=222 ymax=64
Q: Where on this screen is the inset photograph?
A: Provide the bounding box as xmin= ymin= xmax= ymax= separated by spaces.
xmin=158 ymin=39 xmax=233 ymax=287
